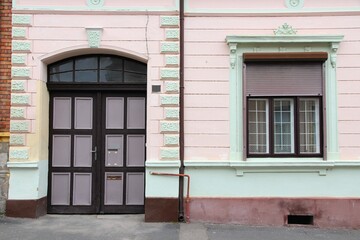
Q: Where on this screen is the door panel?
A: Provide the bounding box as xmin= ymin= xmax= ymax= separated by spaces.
xmin=48 ymin=91 xmax=145 ymax=214
xmin=52 ymin=135 xmax=71 ymax=167
xmin=53 ymin=97 xmax=71 ymax=129
xmin=104 ymin=172 xmax=124 ymax=205
xmin=127 ymin=97 xmax=145 ymax=129
xmin=127 ymin=135 xmax=145 ymax=167
xmin=126 ymin=173 xmax=145 ymax=205
xmin=73 ymin=173 xmax=92 ymax=206
xmin=48 ymin=93 xmax=97 ymax=214
xmin=74 ymin=97 xmax=93 ymax=129
xmin=74 ymin=135 xmax=93 ymax=167
xmin=51 ymin=173 xmax=71 ymax=205
xmin=105 ymin=135 xmax=124 ymax=167
xmin=106 ymin=97 xmax=124 ymax=129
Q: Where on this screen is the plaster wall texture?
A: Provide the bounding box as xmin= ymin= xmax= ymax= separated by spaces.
xmin=10 ymin=13 xmax=177 ymax=164
xmin=183 ymin=14 xmax=360 ymax=161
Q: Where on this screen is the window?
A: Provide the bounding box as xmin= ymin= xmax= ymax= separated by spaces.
xmin=248 ymin=97 xmax=322 ymax=157
xmin=48 ymin=55 xmax=147 ymax=83
xmin=245 ymin=59 xmax=324 ymax=158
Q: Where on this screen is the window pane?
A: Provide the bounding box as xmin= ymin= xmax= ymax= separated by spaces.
xmin=100 ymin=70 xmax=123 ymax=83
xmin=100 ymin=57 xmax=123 ymax=70
xmin=75 ymin=57 xmax=97 ymax=70
xmin=273 ymin=99 xmax=294 ymax=154
xmin=50 ymin=60 xmax=73 ymax=74
xmin=49 ymin=72 xmax=73 ymax=82
xmin=248 ymin=99 xmax=269 ymax=154
xmin=299 ymin=98 xmax=320 ymax=154
xmin=124 ymin=60 xmax=147 ymax=73
xmin=75 ymin=70 xmax=98 ymax=82
xmin=124 ymin=72 xmax=146 ymax=83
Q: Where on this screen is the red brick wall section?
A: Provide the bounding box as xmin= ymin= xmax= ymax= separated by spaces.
xmin=0 ymin=0 xmax=11 ymax=132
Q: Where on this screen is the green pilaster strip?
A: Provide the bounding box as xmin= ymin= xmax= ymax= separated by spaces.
xmin=10 ymin=107 xmax=26 ymax=119
xmin=161 ymin=42 xmax=179 ymax=53
xmin=165 ymin=108 xmax=179 ymax=119
xmin=165 ymin=81 xmax=179 ymax=93
xmin=160 ymin=16 xmax=179 ymax=27
xmin=11 ymin=80 xmax=26 ymax=92
xmin=165 ymin=55 xmax=180 ymax=66
xmin=326 ymin=47 xmax=340 ymax=160
xmin=12 ymin=54 xmax=27 ymax=65
xmin=10 ymin=134 xmax=26 ymax=146
xmin=165 ymin=29 xmax=180 ymax=40
xmin=12 ymin=28 xmax=26 ymax=38
xmin=160 ymin=147 xmax=180 ymax=159
xmin=9 ymin=148 xmax=29 ymax=160
xmin=160 ymin=121 xmax=179 ymax=133
xmin=164 ymin=134 xmax=179 ymax=146
xmin=10 ymin=121 xmax=30 ymax=132
xmin=12 ymin=15 xmax=32 ymax=26
xmin=161 ymin=68 xmax=179 ymax=79
xmin=12 ymin=67 xmax=30 ymax=78
xmin=160 ymin=95 xmax=179 ymax=106
xmin=11 ymin=94 xmax=31 ymax=105
xmin=12 ymin=41 xmax=31 ymax=52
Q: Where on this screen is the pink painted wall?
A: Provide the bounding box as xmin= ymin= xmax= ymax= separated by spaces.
xmin=183 ymin=14 xmax=360 ymax=160
xmin=22 ymin=13 xmax=169 ymax=161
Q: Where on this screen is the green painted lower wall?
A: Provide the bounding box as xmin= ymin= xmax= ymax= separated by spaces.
xmin=145 ymin=167 xmax=180 ymax=198
xmin=184 ymin=166 xmax=360 ymax=198
xmin=7 ymin=160 xmax=48 ymax=200
xmin=146 ymin=160 xmax=360 ymax=199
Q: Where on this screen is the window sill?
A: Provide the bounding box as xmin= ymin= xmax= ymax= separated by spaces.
xmin=233 ymin=158 xmax=330 ymax=176
xmin=184 ymin=159 xmax=360 ymax=177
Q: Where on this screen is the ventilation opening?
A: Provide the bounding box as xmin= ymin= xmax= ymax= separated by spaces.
xmin=287 ymin=215 xmax=314 ymax=225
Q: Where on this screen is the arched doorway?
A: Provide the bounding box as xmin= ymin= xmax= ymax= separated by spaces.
xmin=47 ymin=54 xmax=146 ymax=214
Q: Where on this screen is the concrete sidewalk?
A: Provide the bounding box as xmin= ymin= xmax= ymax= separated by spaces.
xmin=0 ymin=215 xmax=360 ymax=240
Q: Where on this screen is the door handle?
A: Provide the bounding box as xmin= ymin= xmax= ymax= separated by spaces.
xmin=91 ymin=146 xmax=97 ymax=161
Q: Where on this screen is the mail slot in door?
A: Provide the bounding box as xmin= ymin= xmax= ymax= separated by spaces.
xmin=107 ymin=175 xmax=122 ymax=180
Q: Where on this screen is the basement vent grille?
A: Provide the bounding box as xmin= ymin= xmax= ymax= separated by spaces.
xmin=287 ymin=215 xmax=314 ymax=225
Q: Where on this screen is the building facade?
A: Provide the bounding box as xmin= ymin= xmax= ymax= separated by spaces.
xmin=5 ymin=0 xmax=360 ymax=228
xmin=0 ymin=0 xmax=11 ymax=215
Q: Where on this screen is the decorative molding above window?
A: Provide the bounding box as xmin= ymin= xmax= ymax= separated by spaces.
xmin=87 ymin=0 xmax=105 ymax=8
xmin=285 ymin=0 xmax=304 ymax=9
xmin=86 ymin=28 xmax=103 ymax=48
xmin=274 ymin=23 xmax=297 ymax=36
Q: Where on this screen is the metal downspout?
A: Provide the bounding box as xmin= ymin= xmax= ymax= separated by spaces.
xmin=178 ymin=0 xmax=185 ymax=222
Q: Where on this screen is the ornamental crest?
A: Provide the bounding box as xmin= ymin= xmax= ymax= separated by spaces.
xmin=274 ymin=23 xmax=297 ymax=36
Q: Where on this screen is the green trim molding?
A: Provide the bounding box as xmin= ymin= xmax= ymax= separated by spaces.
xmin=160 ymin=16 xmax=179 ymax=27
xmin=12 ymin=14 xmax=32 ymax=26
xmin=11 ymin=80 xmax=26 ymax=92
xmin=86 ymin=28 xmax=103 ymax=48
xmin=226 ymin=34 xmax=343 ymax=162
xmin=12 ymin=28 xmax=26 ymax=38
xmin=10 ymin=134 xmax=26 ymax=146
xmin=160 ymin=95 xmax=179 ymax=106
xmin=12 ymin=54 xmax=27 ymax=65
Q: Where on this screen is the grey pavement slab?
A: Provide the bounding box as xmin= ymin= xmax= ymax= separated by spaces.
xmin=0 ymin=215 xmax=360 ymax=240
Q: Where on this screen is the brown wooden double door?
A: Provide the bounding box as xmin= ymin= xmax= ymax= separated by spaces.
xmin=48 ymin=91 xmax=146 ymax=214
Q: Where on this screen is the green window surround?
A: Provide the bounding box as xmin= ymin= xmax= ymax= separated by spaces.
xmin=226 ymin=35 xmax=343 ymax=162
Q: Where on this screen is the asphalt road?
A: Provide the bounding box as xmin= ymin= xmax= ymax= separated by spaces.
xmin=0 ymin=215 xmax=360 ymax=240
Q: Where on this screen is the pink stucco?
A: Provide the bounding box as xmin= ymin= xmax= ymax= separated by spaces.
xmin=13 ymin=1 xmax=360 ymax=161
xmin=190 ymin=198 xmax=360 ymax=228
